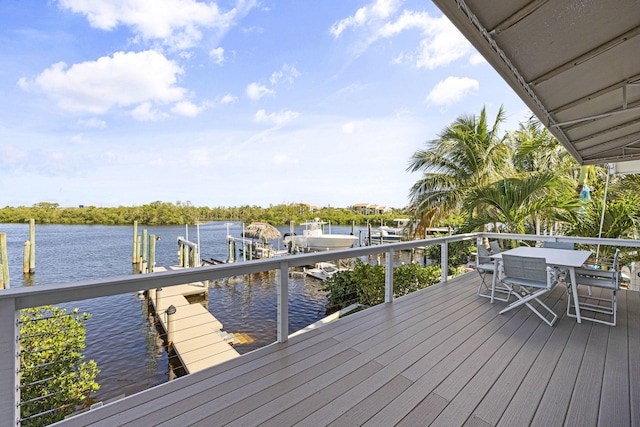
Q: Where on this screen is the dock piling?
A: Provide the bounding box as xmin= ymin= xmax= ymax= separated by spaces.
xmin=166 ymin=305 xmax=176 ymax=345
xmin=29 ymin=219 xmax=35 ymax=274
xmin=149 ymin=234 xmax=156 ymax=273
xmin=0 ymin=233 xmax=8 ymax=289
xmin=23 ymin=241 xmax=30 ymax=275
xmin=132 ymin=221 xmax=139 ymax=264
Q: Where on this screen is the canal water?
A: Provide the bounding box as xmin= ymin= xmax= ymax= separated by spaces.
xmin=0 ymin=221 xmax=370 ymax=403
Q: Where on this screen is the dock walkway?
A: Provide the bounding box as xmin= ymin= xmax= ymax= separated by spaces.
xmin=149 ymin=267 xmax=239 ymax=374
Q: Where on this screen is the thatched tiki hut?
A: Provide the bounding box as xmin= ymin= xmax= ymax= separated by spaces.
xmin=243 ymin=222 xmax=282 ymax=246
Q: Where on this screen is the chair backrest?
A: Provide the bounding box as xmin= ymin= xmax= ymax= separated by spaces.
xmin=489 ymin=241 xmax=501 ymax=254
xmin=502 ymin=254 xmax=550 ymax=286
xmin=576 ymin=248 xmax=621 ymax=289
xmin=543 ymin=241 xmax=574 ymax=250
xmin=477 ymin=244 xmax=491 ymax=265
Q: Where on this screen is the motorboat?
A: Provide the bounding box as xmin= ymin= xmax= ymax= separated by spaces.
xmin=370 ymin=219 xmax=410 ymax=243
xmin=284 ymin=218 xmax=358 ymax=251
xmin=304 ymin=262 xmax=342 ymax=280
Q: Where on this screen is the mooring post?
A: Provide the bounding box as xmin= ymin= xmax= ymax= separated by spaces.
xmin=166 ymin=305 xmax=176 ymax=345
xmin=23 ymin=241 xmax=30 ymax=275
xmin=0 ymin=233 xmax=8 ymax=289
xmin=156 ymin=288 xmax=163 ymax=314
xmin=148 ymin=234 xmax=156 ymax=273
xmin=132 ymin=221 xmax=138 ymax=264
xmin=134 ymin=235 xmax=141 ymax=265
xmin=29 ymin=219 xmax=35 ymax=273
xmin=142 ymin=229 xmax=148 ymax=264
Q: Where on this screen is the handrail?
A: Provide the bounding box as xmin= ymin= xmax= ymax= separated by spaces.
xmin=1 ymin=231 xmax=640 ymax=426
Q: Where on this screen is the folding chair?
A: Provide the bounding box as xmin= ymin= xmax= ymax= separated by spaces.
xmin=499 ymin=254 xmax=559 ymax=326
xmin=567 ymin=248 xmax=620 ymax=326
xmin=543 ymin=241 xmax=574 ymax=250
xmin=542 ymin=241 xmax=575 ymax=283
xmin=489 ymin=240 xmax=502 ymax=254
xmin=476 ymin=245 xmax=511 ymax=302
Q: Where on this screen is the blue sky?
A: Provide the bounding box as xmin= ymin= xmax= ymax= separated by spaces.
xmin=0 ymin=0 xmax=530 ymax=209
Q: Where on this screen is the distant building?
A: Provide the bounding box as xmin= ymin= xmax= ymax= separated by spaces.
xmin=351 ymin=203 xmax=392 ymax=215
xmin=289 ymin=203 xmax=319 ymax=212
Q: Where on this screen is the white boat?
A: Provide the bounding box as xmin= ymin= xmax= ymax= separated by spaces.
xmin=284 ymin=219 xmax=358 ymax=251
xmin=304 ymin=262 xmax=342 ymax=280
xmin=371 ymin=219 xmax=410 ymax=243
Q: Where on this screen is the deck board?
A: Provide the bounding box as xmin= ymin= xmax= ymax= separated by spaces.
xmin=55 ymin=272 xmax=638 ymax=427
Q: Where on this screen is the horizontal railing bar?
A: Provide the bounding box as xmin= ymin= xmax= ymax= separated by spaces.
xmin=1 ymin=234 xmax=474 ymax=310
xmin=2 ymin=233 xmax=639 ymax=311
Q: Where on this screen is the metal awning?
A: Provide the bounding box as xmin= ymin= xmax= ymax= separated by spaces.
xmin=433 ymin=0 xmax=640 ymax=166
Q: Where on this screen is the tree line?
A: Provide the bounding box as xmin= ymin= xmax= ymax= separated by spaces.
xmin=0 ymin=201 xmax=408 ymax=227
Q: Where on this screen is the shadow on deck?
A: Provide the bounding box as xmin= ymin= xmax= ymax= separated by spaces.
xmin=57 ymin=272 xmax=639 ymax=426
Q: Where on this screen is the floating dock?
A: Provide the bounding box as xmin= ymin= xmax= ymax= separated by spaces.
xmin=149 ymin=267 xmax=239 ymax=374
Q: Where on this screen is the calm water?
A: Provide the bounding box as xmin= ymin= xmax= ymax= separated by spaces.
xmin=0 ymin=221 xmax=370 ymax=403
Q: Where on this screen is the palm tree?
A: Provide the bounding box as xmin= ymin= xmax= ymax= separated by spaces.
xmin=508 ymin=116 xmax=580 ymax=234
xmin=462 ymin=172 xmax=582 ymax=237
xmin=407 ymin=106 xmax=511 ymax=236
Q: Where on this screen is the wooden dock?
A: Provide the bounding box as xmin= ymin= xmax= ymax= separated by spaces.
xmin=149 ymin=267 xmax=239 ymax=374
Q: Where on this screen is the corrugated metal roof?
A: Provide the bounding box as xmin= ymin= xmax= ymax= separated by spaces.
xmin=433 ymin=0 xmax=640 ymax=166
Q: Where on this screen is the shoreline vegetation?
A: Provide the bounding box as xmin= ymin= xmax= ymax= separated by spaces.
xmin=0 ymin=201 xmax=410 ymax=227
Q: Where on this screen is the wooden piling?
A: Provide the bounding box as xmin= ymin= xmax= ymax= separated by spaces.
xmin=23 ymin=241 xmax=30 ymax=274
xmin=166 ymin=305 xmax=176 ymax=345
xmin=142 ymin=229 xmax=148 ymax=264
xmin=29 ymin=219 xmax=35 ymax=273
xmin=132 ymin=221 xmax=139 ymax=264
xmin=149 ymin=234 xmax=156 ymax=273
xmin=0 ymin=233 xmax=8 ymax=289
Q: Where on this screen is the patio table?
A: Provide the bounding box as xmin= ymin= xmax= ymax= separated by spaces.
xmin=490 ymin=246 xmax=592 ymax=323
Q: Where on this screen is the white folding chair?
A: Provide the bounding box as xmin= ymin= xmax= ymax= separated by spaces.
xmin=543 ymin=241 xmax=574 ymax=250
xmin=567 ymin=248 xmax=620 ymax=326
xmin=489 ymin=240 xmax=502 ymax=255
xmin=476 ymin=245 xmax=510 ymax=302
xmin=499 ymin=254 xmax=559 ymax=326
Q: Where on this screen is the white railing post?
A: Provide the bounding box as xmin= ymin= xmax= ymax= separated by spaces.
xmin=0 ymin=298 xmax=19 ymax=427
xmin=441 ymin=242 xmax=449 ymax=283
xmin=277 ymin=261 xmax=289 ymax=343
xmin=385 ymin=248 xmax=394 ymax=303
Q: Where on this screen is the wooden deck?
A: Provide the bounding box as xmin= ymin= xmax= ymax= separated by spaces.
xmin=57 ymin=272 xmax=639 ymax=426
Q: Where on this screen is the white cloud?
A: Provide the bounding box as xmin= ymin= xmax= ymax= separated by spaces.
xmin=246 ymin=82 xmax=275 ymax=100
xmin=220 ymin=94 xmax=237 ymax=104
xmin=330 ymin=0 xmax=401 ymax=37
xmin=22 ymin=50 xmax=185 ymax=115
xmin=331 ymin=5 xmax=473 ymax=69
xmin=272 ymin=154 xmax=298 ymax=165
xmin=270 ymin=64 xmax=300 ymax=85
xmin=209 ymin=47 xmax=225 ymax=65
xmin=78 ymin=117 xmax=107 ymax=129
xmin=131 ymin=102 xmax=162 ymax=121
xmin=341 ymin=121 xmax=364 ymax=134
xmin=71 ymin=134 xmax=90 ymax=144
xmin=253 ymin=109 xmax=299 ymax=126
xmin=0 ymin=145 xmax=27 ymax=165
xmin=414 ymin=18 xmax=471 ymax=69
xmin=188 ymin=148 xmax=211 ymax=167
xmin=426 ymin=76 xmax=479 ymax=107
xmin=58 ymin=0 xmax=258 ymax=50
xmin=171 ymin=100 xmax=204 ymax=117
xmin=469 ymin=52 xmax=486 ymax=65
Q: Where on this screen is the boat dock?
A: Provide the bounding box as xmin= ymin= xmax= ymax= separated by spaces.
xmin=148 ymin=267 xmax=239 ymax=374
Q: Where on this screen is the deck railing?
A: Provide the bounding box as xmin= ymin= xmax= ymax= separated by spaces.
xmin=1 ymin=232 xmax=639 ymax=426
